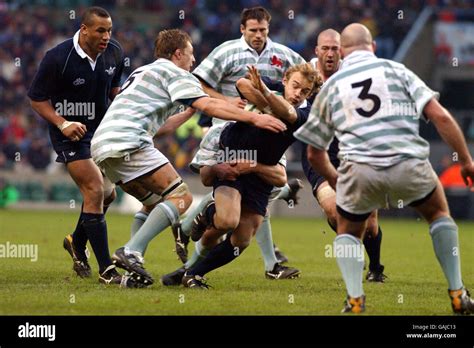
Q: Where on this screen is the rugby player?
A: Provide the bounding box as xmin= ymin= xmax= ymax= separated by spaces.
xmin=178 ymin=63 xmax=321 ymax=288
xmin=28 ymin=7 xmax=126 ymax=284
xmin=295 ymin=23 xmax=474 ymax=314
xmin=90 ymin=29 xmax=286 ymax=286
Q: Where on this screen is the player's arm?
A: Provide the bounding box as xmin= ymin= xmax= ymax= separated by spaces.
xmin=424 ymin=98 xmax=474 ymax=188
xmin=235 ymin=78 xmax=269 ymax=111
xmin=29 ymin=100 xmax=87 ymax=141
xmin=200 ymin=163 xmax=240 ymax=187
xmin=191 ymin=97 xmax=287 ymax=133
xmin=28 ymin=51 xmax=87 ymax=141
xmin=246 ymin=66 xmax=298 ymax=123
xmin=155 ymin=107 xmax=196 ymax=138
xmin=234 ymin=161 xmax=287 ymax=187
xmin=307 ymin=146 xmax=338 ymax=190
xmin=197 ymin=77 xmax=247 ymax=109
xmin=109 ymin=87 xmax=121 ymax=101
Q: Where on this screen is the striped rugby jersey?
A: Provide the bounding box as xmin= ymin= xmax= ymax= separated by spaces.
xmin=91 ymin=58 xmax=207 ymax=163
xmin=193 ymin=36 xmax=305 ymax=125
xmin=294 ymin=50 xmax=439 ymax=167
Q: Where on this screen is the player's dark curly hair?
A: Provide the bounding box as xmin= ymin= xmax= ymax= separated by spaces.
xmin=241 ymin=6 xmax=272 ymax=26
xmin=154 ymin=29 xmax=192 ymax=60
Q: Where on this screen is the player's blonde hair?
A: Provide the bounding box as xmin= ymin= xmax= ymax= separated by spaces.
xmin=154 ymin=29 xmax=192 ymax=60
xmin=284 ymin=63 xmax=323 ymax=96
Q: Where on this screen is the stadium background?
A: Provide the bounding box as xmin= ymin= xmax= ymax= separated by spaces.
xmin=0 ymin=0 xmax=473 ymax=219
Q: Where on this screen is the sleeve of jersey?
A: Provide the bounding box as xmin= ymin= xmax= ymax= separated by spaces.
xmin=168 ymin=73 xmax=208 ymax=104
xmin=262 ymin=77 xmax=284 ymax=93
xmin=289 ymin=50 xmax=306 ymax=65
xmin=189 ymin=125 xmax=223 ymax=172
xmin=27 ymin=50 xmax=59 ymax=102
xmin=111 ymin=50 xmax=125 ymax=88
xmin=192 ymin=47 xmax=227 ymax=89
xmin=293 ymin=91 xmax=334 ymax=150
xmin=295 ymin=103 xmax=311 ymax=125
xmin=404 ymin=68 xmax=440 ymax=122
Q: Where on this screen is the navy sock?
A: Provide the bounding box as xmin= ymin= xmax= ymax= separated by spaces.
xmin=82 ymin=213 xmax=112 ymax=273
xmin=364 ymin=227 xmax=383 ymax=272
xmin=72 ymin=204 xmax=88 ymax=258
xmin=188 ymin=237 xmax=241 ymax=277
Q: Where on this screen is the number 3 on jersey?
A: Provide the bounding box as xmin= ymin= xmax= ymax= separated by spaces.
xmin=351 ymin=78 xmax=381 ymax=118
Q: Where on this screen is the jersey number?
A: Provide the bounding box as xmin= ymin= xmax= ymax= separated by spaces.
xmin=119 ymin=70 xmax=143 ymax=94
xmin=351 ymin=78 xmax=381 ymax=118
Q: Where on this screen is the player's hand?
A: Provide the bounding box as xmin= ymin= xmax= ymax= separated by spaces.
xmin=252 ymin=113 xmax=287 ymax=133
xmin=247 ymin=65 xmax=266 ymax=93
xmin=61 ymin=122 xmax=87 ymax=141
xmin=460 ymin=161 xmax=474 ymax=191
xmin=184 ymin=107 xmax=196 ymax=116
xmin=213 ymin=162 xmax=240 ymax=181
xmin=233 ymin=160 xmax=256 ymax=175
xmin=229 ymin=97 xmax=247 ymax=109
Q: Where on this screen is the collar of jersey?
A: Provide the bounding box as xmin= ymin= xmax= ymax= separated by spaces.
xmin=73 ymin=30 xmax=102 ymax=70
xmin=239 ymin=35 xmax=274 ymax=54
xmin=340 ymin=50 xmax=375 ymax=70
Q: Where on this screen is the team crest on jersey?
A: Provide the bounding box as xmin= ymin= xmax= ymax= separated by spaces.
xmin=105 ymin=66 xmax=116 ymax=76
xmin=270 ymin=55 xmax=283 ymax=68
xmin=73 ymin=78 xmax=85 ymax=86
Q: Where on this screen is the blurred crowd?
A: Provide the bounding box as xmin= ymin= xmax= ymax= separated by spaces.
xmin=1 ymin=0 xmax=472 ymax=174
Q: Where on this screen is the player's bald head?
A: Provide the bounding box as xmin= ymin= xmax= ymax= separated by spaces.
xmin=340 ymin=23 xmax=375 ymax=57
xmin=317 ymin=29 xmax=340 ymax=46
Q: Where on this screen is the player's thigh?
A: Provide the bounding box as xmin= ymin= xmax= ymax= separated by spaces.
xmin=316 ymin=181 xmax=337 ymax=223
xmin=67 ymin=158 xmax=104 ymax=195
xmin=138 ymin=163 xmax=192 ymax=213
xmin=214 ymin=185 xmax=242 ymax=228
xmin=136 ymin=163 xmax=181 ymax=194
xmin=336 ymin=213 xmax=369 ymax=239
xmin=336 ymin=161 xmax=385 ymax=217
xmin=120 ymin=179 xmax=153 ymax=201
xmin=412 ymin=180 xmax=450 ymax=224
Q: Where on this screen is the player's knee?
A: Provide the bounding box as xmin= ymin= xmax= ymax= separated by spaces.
xmin=231 ymin=237 xmax=250 ymax=251
xmin=162 ymin=179 xmax=192 ymax=214
xmin=81 ymin=182 xmax=104 ymax=203
xmin=214 ymin=212 xmax=239 ymax=231
xmin=175 ymin=190 xmax=193 ymax=214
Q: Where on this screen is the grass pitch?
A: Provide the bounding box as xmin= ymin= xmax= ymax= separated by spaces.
xmin=0 ymin=210 xmax=473 ymax=315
